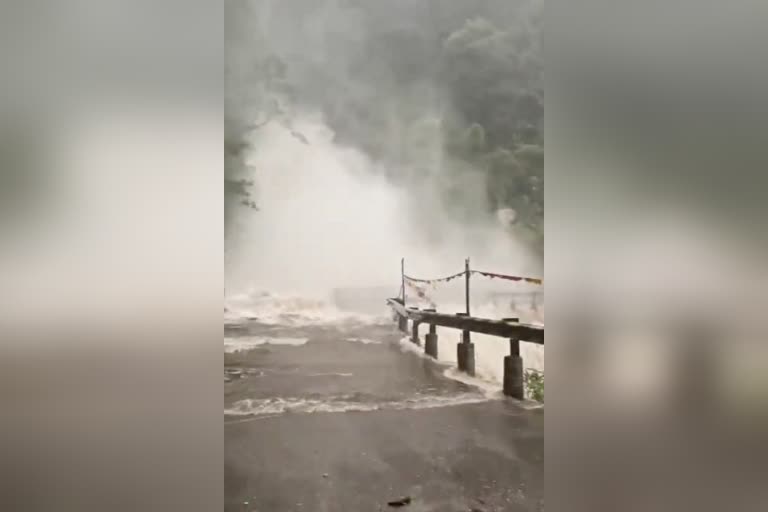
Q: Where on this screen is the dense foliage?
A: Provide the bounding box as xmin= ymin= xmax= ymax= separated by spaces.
xmin=524 ymin=369 xmax=544 ymax=402
xmin=226 ymin=0 xmax=543 ymax=253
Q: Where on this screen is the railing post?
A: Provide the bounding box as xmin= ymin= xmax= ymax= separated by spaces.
xmin=457 ymin=330 xmax=475 ymax=376
xmin=504 ymin=337 xmax=524 ymax=399
xmin=456 ymin=312 xmax=475 ymax=376
xmin=465 ymin=257 xmax=470 ymax=316
xmin=425 ymin=323 xmax=438 ymax=358
xmin=393 ymin=297 xmax=408 ymax=332
xmin=459 ymin=258 xmax=476 ymax=376
xmin=398 ymin=313 xmax=408 ymax=333
xmin=423 ymin=308 xmax=438 ymax=358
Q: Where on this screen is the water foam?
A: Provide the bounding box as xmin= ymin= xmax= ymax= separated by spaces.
xmin=398 ymin=336 xmax=445 ymax=359
xmin=345 ymin=337 xmax=381 ymax=345
xmin=224 ymin=392 xmax=492 ymax=417
xmin=224 ymin=336 xmax=308 ymax=353
xmin=442 ymin=368 xmax=505 ymax=398
xmin=224 ymin=288 xmax=386 ymax=327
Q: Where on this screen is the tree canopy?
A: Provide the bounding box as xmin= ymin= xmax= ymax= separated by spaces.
xmin=226 ymin=0 xmax=543 ymax=254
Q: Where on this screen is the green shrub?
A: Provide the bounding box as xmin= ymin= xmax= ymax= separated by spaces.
xmin=524 ymin=369 xmax=544 ymax=403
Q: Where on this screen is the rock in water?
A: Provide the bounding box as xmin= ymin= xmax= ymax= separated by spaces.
xmin=387 ymin=496 xmax=411 ymax=507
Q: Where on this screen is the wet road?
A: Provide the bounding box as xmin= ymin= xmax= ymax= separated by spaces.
xmin=224 ymin=316 xmax=543 ymax=511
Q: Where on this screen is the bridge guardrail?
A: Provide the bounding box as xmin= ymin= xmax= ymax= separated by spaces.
xmin=388 ymin=259 xmax=544 ymax=400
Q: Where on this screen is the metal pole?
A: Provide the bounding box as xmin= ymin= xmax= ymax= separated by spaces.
xmin=465 ymin=257 xmax=470 ymax=315
xmin=401 ymin=257 xmax=406 ymax=305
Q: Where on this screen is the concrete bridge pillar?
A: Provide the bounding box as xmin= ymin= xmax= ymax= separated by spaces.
xmin=398 ymin=314 xmax=408 ymax=333
xmin=425 ymin=324 xmax=438 ymax=358
xmin=411 ymin=322 xmax=420 ymax=345
xmin=457 ymin=330 xmax=475 ymax=376
xmin=504 ymin=338 xmax=524 ymax=399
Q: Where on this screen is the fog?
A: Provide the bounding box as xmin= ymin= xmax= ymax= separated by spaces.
xmin=225 ymin=0 xmax=542 ymax=300
xmin=226 ymin=114 xmax=538 ymax=298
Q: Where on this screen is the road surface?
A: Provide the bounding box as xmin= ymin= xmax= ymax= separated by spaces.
xmin=224 ymin=313 xmax=543 ymax=511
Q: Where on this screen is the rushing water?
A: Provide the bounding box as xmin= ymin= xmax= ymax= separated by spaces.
xmin=224 ymin=288 xmax=543 ymax=421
